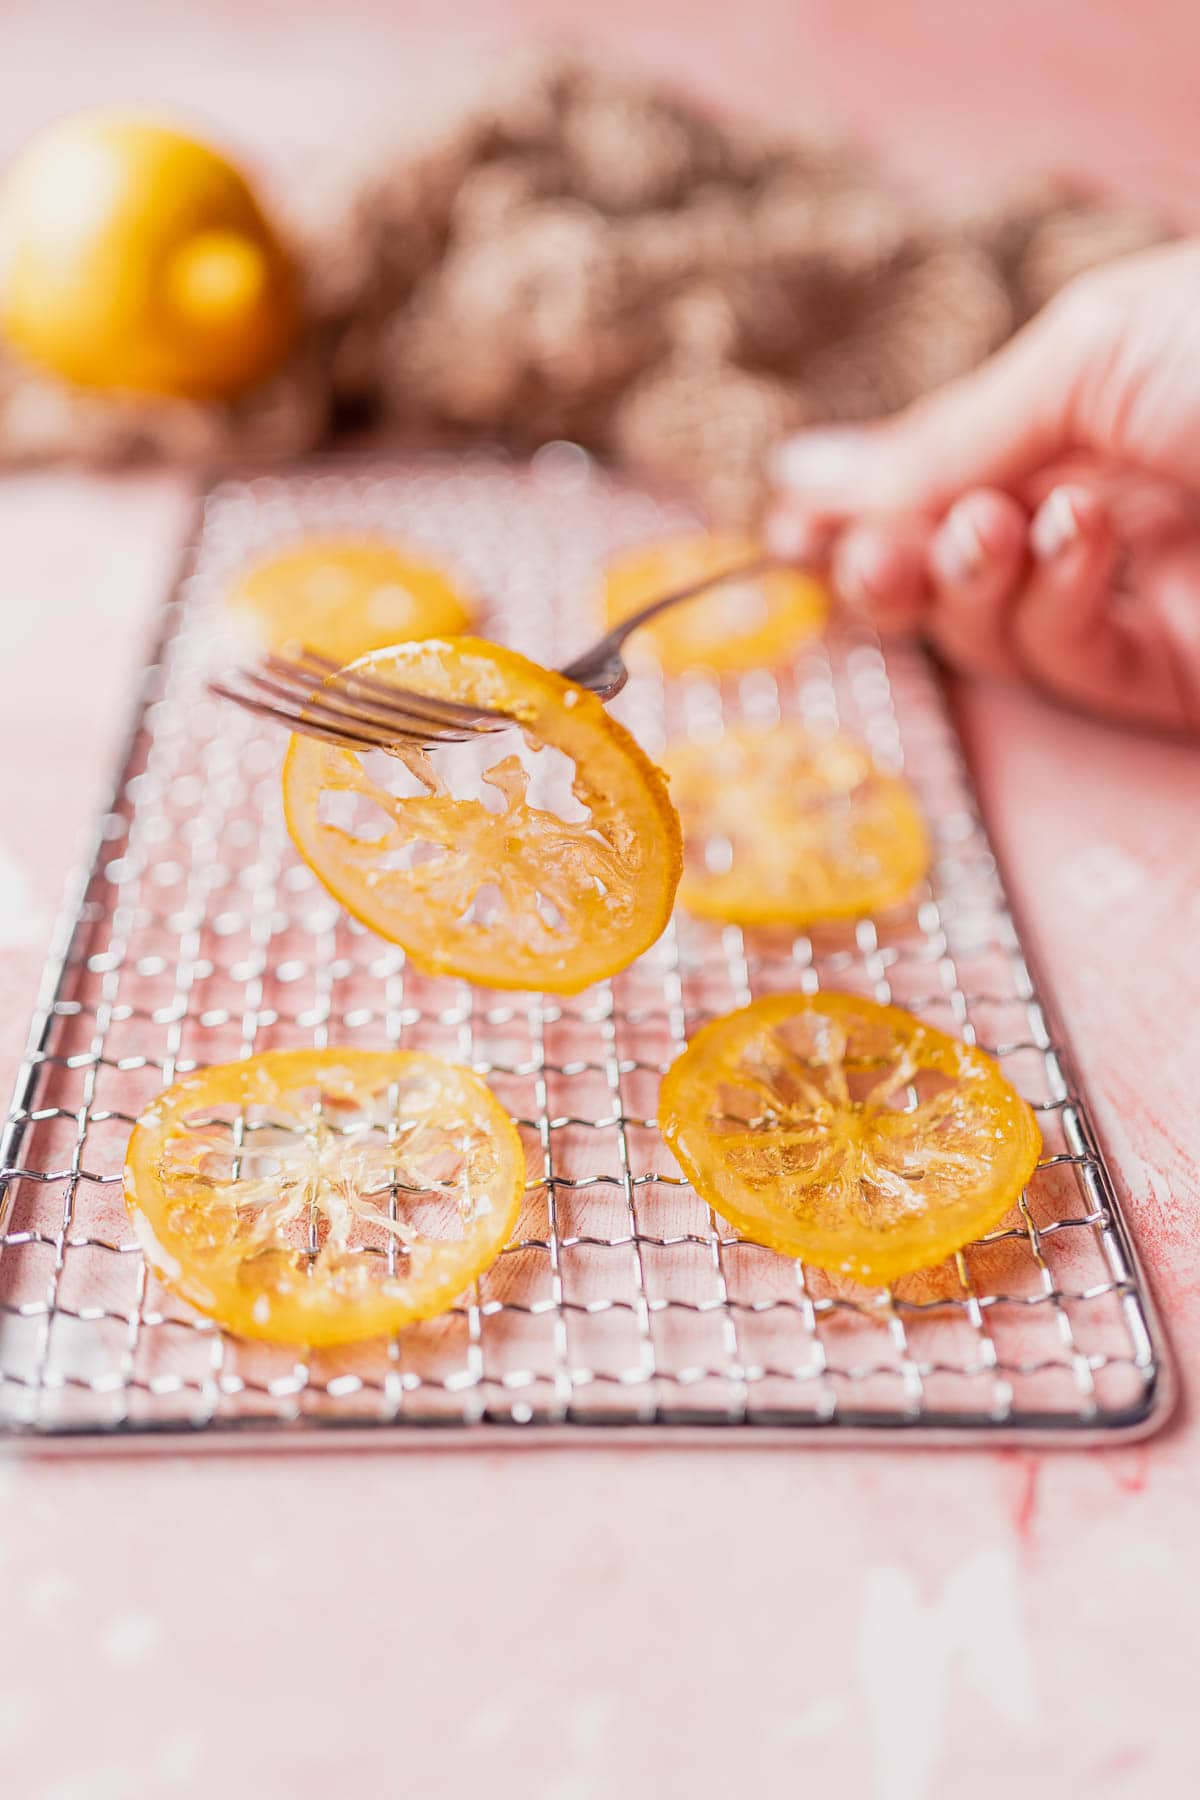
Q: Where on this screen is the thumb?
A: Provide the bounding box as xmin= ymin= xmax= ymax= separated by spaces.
xmin=771 ymin=288 xmax=1102 ymax=516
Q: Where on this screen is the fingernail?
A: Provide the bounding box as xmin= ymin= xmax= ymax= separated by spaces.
xmin=764 ymin=510 xmax=812 ymax=561
xmin=764 ymin=509 xmax=831 ymax=564
xmin=1031 ymin=487 xmax=1081 ymax=561
xmin=769 ymin=428 xmax=866 ymax=493
xmin=934 ymin=504 xmax=986 ymax=585
xmin=835 ymin=540 xmax=874 ymax=612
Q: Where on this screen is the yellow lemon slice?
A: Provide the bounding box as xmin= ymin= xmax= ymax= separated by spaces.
xmin=282 ymin=638 xmax=683 ymax=994
xmin=664 ymin=725 xmax=930 ymax=925
xmin=660 ymin=993 xmax=1042 ymax=1286
xmin=602 ymin=533 xmax=827 ymax=674
xmin=125 ymin=1048 xmax=525 ymax=1345
xmin=228 ymin=537 xmax=475 ymax=663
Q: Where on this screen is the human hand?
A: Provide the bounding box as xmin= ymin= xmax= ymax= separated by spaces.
xmin=767 ymin=239 xmax=1200 ymax=732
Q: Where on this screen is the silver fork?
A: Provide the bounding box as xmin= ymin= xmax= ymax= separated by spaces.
xmin=209 ymin=554 xmax=774 ymax=751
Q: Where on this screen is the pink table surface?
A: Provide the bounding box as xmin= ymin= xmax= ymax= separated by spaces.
xmin=2 ymin=7 xmax=1199 ymax=1798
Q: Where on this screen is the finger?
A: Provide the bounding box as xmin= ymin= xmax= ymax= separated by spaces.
xmin=1012 ymin=486 xmax=1196 ymax=732
xmin=1021 ymin=455 xmax=1200 ymax=545
xmin=769 ymin=292 xmax=1100 ymax=516
xmin=763 ymin=505 xmax=840 ymax=568
xmin=925 ymin=489 xmax=1028 ymax=678
xmin=832 ymin=514 xmax=932 ymax=635
xmin=1153 ymin=550 xmax=1200 ymax=730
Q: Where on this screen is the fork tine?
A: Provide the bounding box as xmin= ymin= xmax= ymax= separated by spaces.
xmin=250 ymin=660 xmax=481 ymax=743
xmin=207 ymin=680 xmax=420 ymax=752
xmin=285 ymin=648 xmax=512 ymax=730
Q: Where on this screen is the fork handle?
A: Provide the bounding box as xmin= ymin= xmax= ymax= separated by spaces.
xmin=559 ymin=554 xmax=778 ymax=692
xmin=607 ymin=554 xmax=775 ymax=646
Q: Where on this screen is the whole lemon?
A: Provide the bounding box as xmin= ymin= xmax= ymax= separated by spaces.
xmin=0 ymin=111 xmax=299 ymax=399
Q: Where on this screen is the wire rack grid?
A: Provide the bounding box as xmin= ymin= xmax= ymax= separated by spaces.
xmin=0 ymin=448 xmax=1174 ymax=1446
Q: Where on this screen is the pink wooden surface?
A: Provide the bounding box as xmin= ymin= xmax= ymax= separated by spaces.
xmin=1 ymin=7 xmax=1198 ymax=1797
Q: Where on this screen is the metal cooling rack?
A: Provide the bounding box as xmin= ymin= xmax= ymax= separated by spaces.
xmin=0 ymin=449 xmax=1174 ymax=1447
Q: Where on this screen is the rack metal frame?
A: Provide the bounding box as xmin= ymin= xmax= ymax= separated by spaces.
xmin=0 ymin=453 xmax=1175 ymax=1448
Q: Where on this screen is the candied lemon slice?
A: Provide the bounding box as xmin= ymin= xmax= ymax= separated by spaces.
xmin=282 ymin=638 xmax=682 ymax=994
xmin=664 ymin=725 xmax=929 ymax=926
xmin=601 ymin=533 xmax=827 ymax=674
xmin=124 ymin=1048 xmax=525 ymax=1345
xmin=660 ymin=993 xmax=1041 ymax=1285
xmin=228 ymin=537 xmax=474 ymax=664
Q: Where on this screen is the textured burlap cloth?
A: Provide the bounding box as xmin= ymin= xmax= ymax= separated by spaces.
xmin=0 ymin=49 xmax=1167 ymax=523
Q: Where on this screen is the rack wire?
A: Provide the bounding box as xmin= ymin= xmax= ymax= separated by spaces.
xmin=0 ymin=450 xmax=1174 ymax=1446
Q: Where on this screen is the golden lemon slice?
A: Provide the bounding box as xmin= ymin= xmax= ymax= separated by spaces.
xmin=660 ymin=993 xmax=1042 ymax=1286
xmin=228 ymin=537 xmax=475 ymax=663
xmin=602 ymin=533 xmax=827 ymax=674
xmin=664 ymin=725 xmax=930 ymax=926
xmin=282 ymin=638 xmax=682 ymax=994
xmin=124 ymin=1048 xmax=525 ymax=1345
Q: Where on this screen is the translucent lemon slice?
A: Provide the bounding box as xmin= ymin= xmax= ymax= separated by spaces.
xmin=124 ymin=1048 xmax=525 ymax=1345
xmin=660 ymin=993 xmax=1041 ymax=1285
xmin=228 ymin=537 xmax=474 ymax=664
xmin=282 ymin=638 xmax=682 ymax=994
xmin=664 ymin=725 xmax=929 ymax=925
xmin=601 ymin=533 xmax=827 ymax=674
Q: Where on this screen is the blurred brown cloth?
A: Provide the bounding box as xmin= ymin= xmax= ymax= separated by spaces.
xmin=0 ymin=49 xmax=1167 ymax=522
